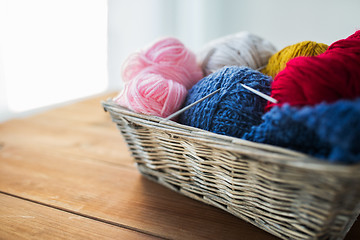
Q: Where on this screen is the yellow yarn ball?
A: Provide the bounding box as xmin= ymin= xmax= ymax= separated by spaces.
xmin=261 ymin=41 xmax=328 ymax=78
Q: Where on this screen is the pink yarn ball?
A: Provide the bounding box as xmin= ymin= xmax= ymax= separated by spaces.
xmin=115 ymin=37 xmax=203 ymax=117
xmin=144 ymin=37 xmax=193 ymax=65
xmin=116 ymin=71 xmax=188 ymax=117
xmin=121 ymin=37 xmax=202 ymax=87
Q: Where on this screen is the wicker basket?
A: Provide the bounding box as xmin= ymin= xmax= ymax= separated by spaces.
xmin=103 ymin=100 xmax=360 ymax=240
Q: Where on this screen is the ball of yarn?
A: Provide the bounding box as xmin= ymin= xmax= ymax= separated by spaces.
xmin=178 ymin=66 xmax=272 ymax=138
xmin=261 ymin=41 xmax=328 ymax=78
xmin=121 ymin=37 xmax=202 ymax=89
xmin=243 ymin=98 xmax=360 ymax=163
xmin=114 ymin=37 xmax=203 ymax=118
xmin=117 ymin=70 xmax=188 ymax=117
xmin=266 ymin=30 xmax=360 ymax=111
xmin=197 ymin=32 xmax=277 ymax=76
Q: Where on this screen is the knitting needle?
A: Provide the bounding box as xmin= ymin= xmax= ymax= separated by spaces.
xmin=241 ymin=65 xmax=278 ymax=103
xmin=163 ymin=88 xmax=221 ymax=121
xmin=240 ymin=84 xmax=278 ymax=104
xmin=162 ymin=66 xmax=277 ymax=121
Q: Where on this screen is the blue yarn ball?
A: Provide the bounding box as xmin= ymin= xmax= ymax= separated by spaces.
xmin=178 ymin=66 xmax=272 ymax=138
xmin=243 ymin=99 xmax=360 ymax=163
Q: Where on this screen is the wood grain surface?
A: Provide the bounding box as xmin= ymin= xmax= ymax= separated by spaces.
xmin=0 ymin=193 xmax=160 ymax=240
xmin=0 ymin=92 xmax=358 ymax=240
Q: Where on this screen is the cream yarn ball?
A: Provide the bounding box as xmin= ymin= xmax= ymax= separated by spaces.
xmin=197 ymin=32 xmax=277 ymax=76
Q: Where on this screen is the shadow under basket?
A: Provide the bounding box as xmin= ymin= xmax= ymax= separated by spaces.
xmin=103 ymin=100 xmax=360 ymax=240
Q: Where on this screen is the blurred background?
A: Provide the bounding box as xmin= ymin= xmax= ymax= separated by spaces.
xmin=0 ymin=0 xmax=359 ymax=122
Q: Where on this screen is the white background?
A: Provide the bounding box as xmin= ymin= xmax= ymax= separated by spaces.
xmin=1 ymin=0 xmax=360 ymax=122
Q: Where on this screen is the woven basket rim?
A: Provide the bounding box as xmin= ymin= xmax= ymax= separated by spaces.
xmin=102 ymin=99 xmax=360 ymax=175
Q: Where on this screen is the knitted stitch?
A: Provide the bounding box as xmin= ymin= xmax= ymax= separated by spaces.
xmin=243 ymin=99 xmax=360 ymax=163
xmin=178 ymin=66 xmax=272 ymax=139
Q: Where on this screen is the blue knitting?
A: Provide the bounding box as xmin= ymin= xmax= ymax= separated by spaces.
xmin=243 ymin=99 xmax=360 ymax=163
xmin=178 ymin=66 xmax=272 ymax=139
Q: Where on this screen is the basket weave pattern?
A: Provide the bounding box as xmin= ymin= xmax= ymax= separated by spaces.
xmin=103 ymin=100 xmax=360 ymax=240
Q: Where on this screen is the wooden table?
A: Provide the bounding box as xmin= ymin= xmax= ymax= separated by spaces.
xmin=0 ymin=92 xmax=359 ymax=240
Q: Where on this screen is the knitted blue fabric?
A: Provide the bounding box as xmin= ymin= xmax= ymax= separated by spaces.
xmin=178 ymin=66 xmax=272 ymax=138
xmin=243 ymin=99 xmax=360 ymax=163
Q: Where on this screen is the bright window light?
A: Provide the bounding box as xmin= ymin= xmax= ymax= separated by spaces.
xmin=3 ymin=0 xmax=107 ymax=112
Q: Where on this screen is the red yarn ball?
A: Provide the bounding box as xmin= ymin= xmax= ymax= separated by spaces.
xmin=266 ymin=31 xmax=360 ymax=111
